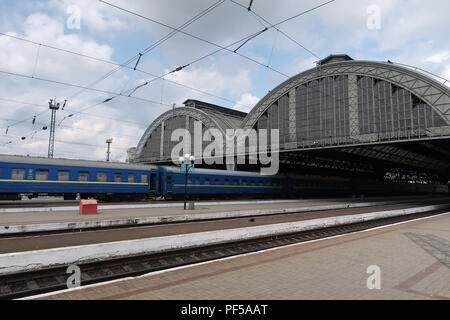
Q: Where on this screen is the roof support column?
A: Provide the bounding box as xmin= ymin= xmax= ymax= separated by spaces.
xmin=159 ymin=121 xmax=164 ymax=161
xmin=185 ymin=115 xmax=191 ymax=154
xmin=286 ymin=88 xmax=297 ymax=148
xmin=348 ymin=74 xmax=360 ymax=137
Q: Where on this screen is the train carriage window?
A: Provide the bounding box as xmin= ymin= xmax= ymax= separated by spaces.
xmin=97 ymin=172 xmax=107 ymax=182
xmin=195 ymin=177 xmax=200 ymax=185
xmin=11 ymin=168 xmax=26 ymax=180
xmin=167 ymin=176 xmax=173 ymax=185
xmin=58 ymin=170 xmax=70 ymax=181
xmin=114 ymin=173 xmax=122 ymax=182
xmin=141 ymin=174 xmax=148 ymax=183
xmin=233 ymin=179 xmax=239 ymax=185
xmin=258 ymin=180 xmax=263 ymax=186
xmin=214 ymin=178 xmax=220 ymax=185
xmin=35 ymin=170 xmax=49 ymax=181
xmin=78 ymin=172 xmax=89 ymax=181
xmin=204 ymin=178 xmax=210 ymax=185
xmin=250 ymin=180 xmax=255 ymax=186
xmin=187 ymin=177 xmax=192 ymax=184
xmin=242 ymin=179 xmax=247 ymax=185
xmin=128 ymin=173 xmax=135 ymax=183
xmin=224 ymin=178 xmax=230 ymax=185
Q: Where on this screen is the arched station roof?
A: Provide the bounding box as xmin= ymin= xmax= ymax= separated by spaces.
xmin=134 ymin=55 xmax=450 ymax=181
xmin=134 ymin=99 xmax=246 ymax=163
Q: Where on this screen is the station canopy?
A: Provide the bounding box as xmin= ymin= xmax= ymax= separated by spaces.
xmin=134 ymin=55 xmax=450 ymax=183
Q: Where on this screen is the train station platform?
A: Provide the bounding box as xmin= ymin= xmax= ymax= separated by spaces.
xmin=33 ymin=212 xmax=450 ymax=300
xmin=1 ymin=196 xmax=446 ymax=229
xmin=0 ymin=198 xmax=422 ymax=233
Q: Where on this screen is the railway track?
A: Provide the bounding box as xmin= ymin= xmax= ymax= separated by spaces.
xmin=0 ymin=208 xmax=447 ymax=300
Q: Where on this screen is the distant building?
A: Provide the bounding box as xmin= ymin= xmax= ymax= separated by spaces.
xmin=126 ymin=147 xmax=136 ymax=163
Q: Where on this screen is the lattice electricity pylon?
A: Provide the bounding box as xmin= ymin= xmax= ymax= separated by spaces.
xmin=47 ymin=99 xmax=61 ymax=158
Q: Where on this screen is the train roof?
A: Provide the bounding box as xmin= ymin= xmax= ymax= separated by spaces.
xmin=0 ymin=154 xmax=156 ymax=171
xmin=161 ymin=166 xmax=285 ymax=178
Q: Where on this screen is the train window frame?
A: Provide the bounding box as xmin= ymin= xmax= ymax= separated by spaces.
xmin=242 ymin=179 xmax=247 ymax=185
xmin=204 ymin=177 xmax=210 ymax=185
xmin=35 ymin=170 xmax=49 ymax=181
xmin=114 ymin=173 xmax=122 ymax=182
xmin=233 ymin=178 xmax=239 ymax=185
xmin=258 ymin=180 xmax=263 ymax=186
xmin=128 ymin=173 xmax=135 ymax=183
xmin=141 ymin=174 xmax=148 ymax=183
xmin=187 ymin=177 xmax=193 ymax=184
xmin=195 ymin=177 xmax=200 ymax=185
xmin=97 ymin=172 xmax=107 ymax=182
xmin=224 ymin=178 xmax=230 ymax=185
xmin=11 ymin=168 xmax=26 ymax=180
xmin=214 ymin=178 xmax=220 ymax=185
xmin=57 ymin=170 xmax=70 ymax=181
xmin=78 ymin=172 xmax=90 ymax=182
xmin=250 ymin=180 xmax=255 ymax=186
xmin=167 ymin=175 xmax=173 ymax=185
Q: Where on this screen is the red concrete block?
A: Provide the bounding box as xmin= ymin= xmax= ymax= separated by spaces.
xmin=79 ymin=199 xmax=98 ymax=215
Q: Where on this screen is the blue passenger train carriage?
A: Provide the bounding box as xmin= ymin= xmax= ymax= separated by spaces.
xmin=0 ymin=155 xmax=158 ymax=200
xmin=158 ymin=166 xmax=287 ymax=199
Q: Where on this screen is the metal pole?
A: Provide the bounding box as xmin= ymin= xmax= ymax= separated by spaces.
xmin=184 ymin=166 xmax=188 ymax=210
xmin=106 ymin=138 xmax=113 ymax=162
xmin=48 ymin=99 xmax=60 ymax=158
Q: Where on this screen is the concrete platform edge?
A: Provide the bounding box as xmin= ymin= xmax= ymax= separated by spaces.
xmin=2 ymin=201 xmax=399 ymax=235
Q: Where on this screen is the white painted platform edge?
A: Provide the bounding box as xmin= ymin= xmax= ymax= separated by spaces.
xmin=1 ymin=201 xmax=394 ymax=234
xmin=0 ymin=203 xmax=448 ymax=275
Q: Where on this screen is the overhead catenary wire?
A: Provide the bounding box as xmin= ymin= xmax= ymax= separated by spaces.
xmin=64 ymin=0 xmax=227 ymax=103
xmin=0 ymin=69 xmax=171 ymax=110
xmin=0 ymin=0 xmax=228 ymax=130
xmin=229 ymin=0 xmax=324 ymax=60
xmin=98 ymin=0 xmax=330 ymax=76
xmin=1 ymin=0 xmax=335 ymax=151
xmin=0 ymin=133 xmax=130 ymax=150
xmin=99 ymin=0 xmax=336 ymax=98
xmin=0 ymin=115 xmax=142 ymax=142
xmin=0 ymin=33 xmax=253 ymax=110
xmin=0 ymin=97 xmax=155 ymax=127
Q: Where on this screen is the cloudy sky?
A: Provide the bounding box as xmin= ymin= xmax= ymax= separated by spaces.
xmin=0 ymin=0 xmax=449 ymax=161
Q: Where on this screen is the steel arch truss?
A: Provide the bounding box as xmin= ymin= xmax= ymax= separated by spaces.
xmin=135 ymin=107 xmax=225 ymax=161
xmin=241 ymin=61 xmax=450 ymax=146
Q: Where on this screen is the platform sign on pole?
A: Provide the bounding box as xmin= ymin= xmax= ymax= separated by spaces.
xmin=180 ymin=164 xmax=194 ymax=173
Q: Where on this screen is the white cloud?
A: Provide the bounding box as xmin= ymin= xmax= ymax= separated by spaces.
xmin=233 ymin=93 xmax=259 ymax=113
xmin=47 ymin=0 xmax=131 ymax=32
xmin=425 ymin=52 xmax=450 ymax=64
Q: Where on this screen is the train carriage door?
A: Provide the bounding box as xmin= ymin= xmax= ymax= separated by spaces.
xmin=149 ymin=172 xmax=156 ymax=196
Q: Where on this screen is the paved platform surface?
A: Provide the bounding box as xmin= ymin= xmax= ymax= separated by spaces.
xmin=0 ymin=199 xmax=386 ymax=226
xmin=36 ymin=212 xmax=450 ymax=300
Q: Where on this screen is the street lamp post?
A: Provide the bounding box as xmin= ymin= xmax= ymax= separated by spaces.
xmin=179 ymin=153 xmax=195 ymax=210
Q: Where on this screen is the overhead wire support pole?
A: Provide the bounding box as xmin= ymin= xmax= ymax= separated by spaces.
xmin=47 ymin=99 xmax=61 ymax=158
xmin=106 ymin=138 xmax=113 ymax=162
